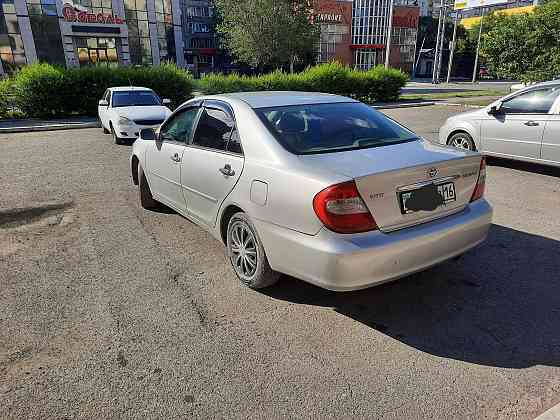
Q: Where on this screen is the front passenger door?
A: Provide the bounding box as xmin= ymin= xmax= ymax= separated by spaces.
xmin=181 ymin=105 xmax=244 ymax=227
xmin=145 ymin=106 xmax=200 ymax=212
xmin=98 ymin=90 xmax=110 ymax=128
xmin=481 ymin=87 xmax=560 ymax=160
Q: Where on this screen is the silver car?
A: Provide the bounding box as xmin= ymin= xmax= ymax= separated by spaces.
xmin=131 ymin=92 xmax=492 ymax=291
xmin=439 ymin=81 xmax=560 ymax=167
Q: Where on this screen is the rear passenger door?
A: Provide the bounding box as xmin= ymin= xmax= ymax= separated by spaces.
xmin=180 ymin=101 xmax=244 ymax=227
xmin=540 ymin=95 xmax=560 ymax=164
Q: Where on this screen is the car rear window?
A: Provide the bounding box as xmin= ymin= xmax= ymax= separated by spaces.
xmin=256 ymin=102 xmax=419 ymax=155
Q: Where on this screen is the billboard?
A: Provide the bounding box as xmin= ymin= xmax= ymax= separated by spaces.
xmin=454 ymin=0 xmax=508 ymax=10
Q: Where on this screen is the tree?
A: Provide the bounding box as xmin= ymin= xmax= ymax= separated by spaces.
xmin=214 ymin=0 xmax=319 ymax=72
xmin=480 ymin=0 xmax=560 ymax=81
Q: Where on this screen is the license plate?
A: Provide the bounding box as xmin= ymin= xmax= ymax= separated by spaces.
xmin=399 ymin=182 xmax=456 ymax=214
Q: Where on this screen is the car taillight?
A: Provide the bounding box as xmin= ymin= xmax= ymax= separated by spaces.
xmin=470 ymin=157 xmax=486 ymax=202
xmin=313 ymin=181 xmax=378 ymax=234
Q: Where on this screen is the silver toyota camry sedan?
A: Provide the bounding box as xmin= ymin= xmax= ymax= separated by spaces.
xmin=131 ymin=92 xmax=492 ymax=291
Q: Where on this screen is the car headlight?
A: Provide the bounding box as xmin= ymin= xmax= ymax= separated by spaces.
xmin=118 ymin=116 xmax=133 ymax=127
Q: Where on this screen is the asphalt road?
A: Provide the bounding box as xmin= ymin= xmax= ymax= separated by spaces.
xmin=1 ymin=105 xmax=559 ymax=419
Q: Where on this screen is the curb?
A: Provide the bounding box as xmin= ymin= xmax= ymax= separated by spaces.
xmin=438 ymin=102 xmax=485 ymax=109
xmin=535 ymin=402 xmax=560 ymax=420
xmin=0 ymin=122 xmax=99 ymax=134
xmin=373 ymin=101 xmax=436 ymax=110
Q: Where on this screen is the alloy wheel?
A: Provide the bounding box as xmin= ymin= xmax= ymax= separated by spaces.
xmin=450 ymin=136 xmax=473 ymax=150
xmin=229 ymin=221 xmax=258 ymax=278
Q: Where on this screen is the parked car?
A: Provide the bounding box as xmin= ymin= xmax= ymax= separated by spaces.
xmin=131 ymin=92 xmax=492 ymax=291
xmin=439 ymin=81 xmax=560 ymax=167
xmin=479 ymin=66 xmax=491 ymax=79
xmin=98 ymin=87 xmax=172 ymax=145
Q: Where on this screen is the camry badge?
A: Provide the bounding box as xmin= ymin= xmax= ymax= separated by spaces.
xmin=427 ymin=167 xmax=439 ymax=178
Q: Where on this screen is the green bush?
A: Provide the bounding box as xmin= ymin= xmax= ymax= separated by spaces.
xmin=11 ymin=63 xmax=193 ymax=118
xmin=197 ymin=62 xmax=407 ymax=103
xmin=0 ymin=78 xmax=16 ymax=118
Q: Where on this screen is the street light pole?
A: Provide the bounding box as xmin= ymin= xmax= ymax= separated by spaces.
xmin=436 ymin=2 xmax=446 ymax=82
xmin=472 ymin=7 xmax=485 ymax=83
xmin=432 ymin=0 xmax=444 ymax=83
xmin=385 ymin=0 xmax=395 ymax=69
xmin=446 ymin=13 xmax=458 ymax=83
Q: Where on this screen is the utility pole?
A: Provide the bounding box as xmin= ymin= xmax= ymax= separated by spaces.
xmin=385 ymin=0 xmax=395 ymax=69
xmin=432 ymin=0 xmax=444 ymax=83
xmin=446 ymin=12 xmax=458 ymax=83
xmin=413 ymin=36 xmax=426 ymax=79
xmin=472 ymin=7 xmax=485 ymax=83
xmin=436 ymin=2 xmax=446 ymax=83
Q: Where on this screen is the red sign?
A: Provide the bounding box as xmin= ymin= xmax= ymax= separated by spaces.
xmin=392 ymin=6 xmax=420 ymax=28
xmin=63 ymin=4 xmax=125 ymax=25
xmin=350 ymin=44 xmax=385 ymax=50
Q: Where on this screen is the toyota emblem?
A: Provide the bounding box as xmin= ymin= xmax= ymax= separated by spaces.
xmin=427 ymin=167 xmax=439 ymax=178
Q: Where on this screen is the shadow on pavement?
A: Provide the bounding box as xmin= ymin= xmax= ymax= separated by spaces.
xmin=487 ymin=157 xmax=560 ymax=178
xmin=263 ymin=224 xmax=560 ymax=369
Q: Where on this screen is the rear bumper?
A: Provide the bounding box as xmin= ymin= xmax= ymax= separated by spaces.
xmin=254 ymin=199 xmax=492 ymax=291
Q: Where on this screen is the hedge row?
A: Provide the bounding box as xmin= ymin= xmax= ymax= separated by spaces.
xmin=197 ymin=62 xmax=408 ymax=103
xmin=0 ymin=62 xmax=406 ymax=119
xmin=4 ymin=63 xmax=194 ymax=118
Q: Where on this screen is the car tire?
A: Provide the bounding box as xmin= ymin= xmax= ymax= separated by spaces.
xmin=448 ymin=132 xmax=476 ymax=151
xmin=227 ymin=212 xmax=280 ymax=290
xmin=139 ymin=167 xmax=159 ymax=209
xmin=111 ymin=123 xmax=123 ymax=145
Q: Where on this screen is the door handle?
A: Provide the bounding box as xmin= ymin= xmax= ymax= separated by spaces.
xmin=170 ymin=153 xmax=181 ymax=162
xmin=219 ymin=164 xmax=235 ymax=177
xmin=524 ymin=120 xmax=539 ymax=127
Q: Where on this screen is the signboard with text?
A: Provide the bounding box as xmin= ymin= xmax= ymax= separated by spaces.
xmin=62 ymin=3 xmax=125 ymax=24
xmin=454 ymin=0 xmax=507 ymax=10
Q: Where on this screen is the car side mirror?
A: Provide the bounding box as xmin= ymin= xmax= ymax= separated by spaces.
xmin=98 ymin=99 xmax=108 ymax=107
xmin=488 ymin=103 xmax=503 ymax=115
xmin=140 ymin=128 xmax=156 ymax=141
xmin=162 ymin=98 xmax=171 ymax=105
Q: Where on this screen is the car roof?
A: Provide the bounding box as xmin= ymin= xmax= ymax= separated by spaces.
xmin=219 ymin=91 xmax=358 ymax=108
xmin=109 ymin=86 xmax=154 ymax=92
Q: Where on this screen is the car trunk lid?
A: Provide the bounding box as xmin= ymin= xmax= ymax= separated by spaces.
xmin=299 ymin=140 xmax=482 ymax=232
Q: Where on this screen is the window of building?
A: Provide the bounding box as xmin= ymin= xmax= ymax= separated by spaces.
xmin=72 ymin=0 xmax=113 ymax=15
xmin=197 ymin=54 xmax=211 ymax=64
xmin=352 ymin=0 xmax=390 ymax=47
xmin=188 ymin=22 xmax=210 ymax=33
xmin=317 ymin=23 xmax=348 ymax=63
xmin=189 ymin=37 xmax=213 ymax=49
xmin=76 ymin=37 xmax=118 ymax=67
xmin=354 ymin=48 xmax=381 ymax=71
xmin=25 ymin=0 xmax=66 ymax=66
xmin=185 ymin=6 xmax=212 ymax=17
xmin=125 ymin=0 xmax=152 ymax=65
xmin=155 ymin=0 xmax=175 ymax=62
xmin=1 ymin=0 xmax=27 ymax=73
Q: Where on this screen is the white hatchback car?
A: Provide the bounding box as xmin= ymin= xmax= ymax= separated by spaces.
xmin=440 ymin=81 xmax=560 ymax=167
xmin=98 ymin=87 xmax=172 ymax=145
xmin=131 ymin=92 xmax=492 ymax=291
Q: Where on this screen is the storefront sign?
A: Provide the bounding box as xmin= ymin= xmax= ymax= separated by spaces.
xmin=63 ymin=4 xmax=125 ymax=25
xmin=393 ymin=15 xmax=419 ymax=28
xmin=454 ymin=0 xmax=507 ymax=10
xmin=316 ymin=13 xmax=343 ymax=23
xmin=313 ymin=1 xmax=351 ymax=25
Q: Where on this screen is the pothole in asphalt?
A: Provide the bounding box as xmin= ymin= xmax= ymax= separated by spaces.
xmin=0 ymin=202 xmax=74 ymax=230
xmin=0 ymin=201 xmax=75 ymax=257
